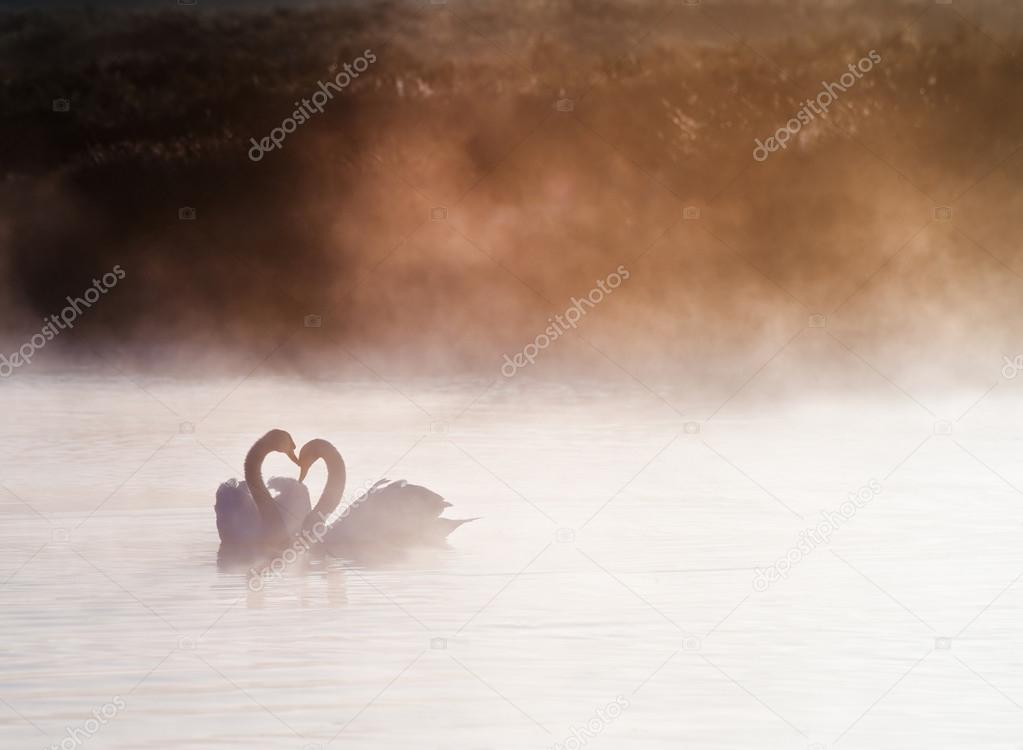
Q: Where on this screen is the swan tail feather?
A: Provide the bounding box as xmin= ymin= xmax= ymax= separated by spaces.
xmin=437 ymin=517 xmax=479 ymax=537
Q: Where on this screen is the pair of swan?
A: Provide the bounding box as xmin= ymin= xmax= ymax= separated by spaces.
xmin=215 ymin=429 xmax=475 ymax=561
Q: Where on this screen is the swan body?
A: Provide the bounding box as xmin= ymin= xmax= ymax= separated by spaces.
xmin=324 ymin=478 xmax=475 ymax=550
xmin=215 ymin=477 xmax=311 ymax=545
xmin=215 ymin=478 xmax=261 ymax=549
xmin=214 ymin=429 xmax=301 ymax=560
xmin=296 ymin=439 xmax=477 ymax=556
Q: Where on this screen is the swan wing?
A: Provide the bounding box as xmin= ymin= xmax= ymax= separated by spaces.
xmin=267 ymin=476 xmax=312 ymax=535
xmin=325 ymin=479 xmax=475 ymax=550
xmin=214 ymin=479 xmax=261 ymax=545
xmin=367 ymin=479 xmax=448 ymax=514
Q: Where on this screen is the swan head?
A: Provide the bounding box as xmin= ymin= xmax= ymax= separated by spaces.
xmin=297 ymin=441 xmax=317 ymax=483
xmin=297 ymin=438 xmax=342 ymax=483
xmin=263 ymin=428 xmax=300 ymax=466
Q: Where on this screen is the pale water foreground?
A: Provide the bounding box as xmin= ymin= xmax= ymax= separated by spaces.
xmin=2 ymin=373 xmax=1023 ymax=749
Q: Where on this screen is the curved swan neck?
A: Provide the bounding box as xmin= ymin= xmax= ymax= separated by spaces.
xmin=244 ymin=437 xmax=283 ymax=530
xmin=308 ymin=440 xmax=347 ymax=523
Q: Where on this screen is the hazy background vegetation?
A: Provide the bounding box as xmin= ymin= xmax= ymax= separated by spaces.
xmin=1 ymin=0 xmax=1021 ymax=395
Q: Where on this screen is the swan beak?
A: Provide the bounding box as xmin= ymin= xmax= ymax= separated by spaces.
xmin=286 ymin=449 xmax=300 ymax=466
xmin=298 ymin=464 xmax=308 ymax=483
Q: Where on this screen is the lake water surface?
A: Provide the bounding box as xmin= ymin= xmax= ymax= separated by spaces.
xmin=2 ymin=373 xmax=1023 ymax=749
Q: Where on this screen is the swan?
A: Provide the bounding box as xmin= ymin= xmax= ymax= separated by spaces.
xmin=295 ymin=438 xmax=477 ymax=554
xmin=215 ymin=429 xmax=305 ymax=559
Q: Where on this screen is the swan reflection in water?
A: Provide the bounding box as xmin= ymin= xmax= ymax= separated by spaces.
xmin=245 ymin=556 xmax=350 ymax=609
xmin=242 ymin=543 xmax=458 ymax=609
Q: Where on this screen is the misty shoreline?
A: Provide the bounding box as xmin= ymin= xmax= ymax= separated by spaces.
xmin=1 ymin=2 xmax=1021 ymax=382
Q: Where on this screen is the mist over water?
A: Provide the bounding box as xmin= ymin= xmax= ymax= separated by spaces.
xmin=1 ymin=0 xmax=1022 ymax=390
xmin=5 ymin=375 xmax=1023 ymax=748
xmin=3 ymin=1 xmax=1023 ymax=748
